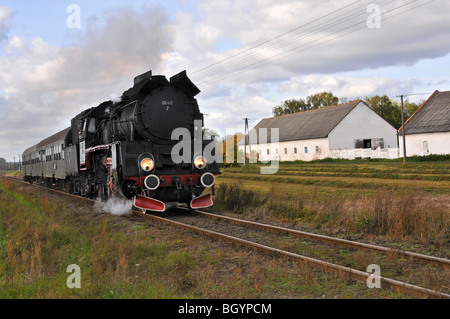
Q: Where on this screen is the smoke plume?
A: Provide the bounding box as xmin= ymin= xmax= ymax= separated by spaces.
xmin=94 ymin=197 xmax=133 ymax=216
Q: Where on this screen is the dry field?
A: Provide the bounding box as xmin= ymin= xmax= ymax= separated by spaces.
xmin=213 ymin=162 xmax=450 ymax=257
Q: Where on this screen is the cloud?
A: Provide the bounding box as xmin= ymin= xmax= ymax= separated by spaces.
xmin=278 ymin=75 xmax=421 ymax=100
xmin=0 ymin=4 xmax=172 ymax=160
xmin=0 ymin=6 xmax=13 ymax=43
xmin=176 ymin=0 xmax=450 ymax=90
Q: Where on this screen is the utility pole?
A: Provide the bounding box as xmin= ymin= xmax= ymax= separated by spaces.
xmin=243 ymin=118 xmax=248 ymax=166
xmin=243 ymin=118 xmax=253 ymax=165
xmin=400 ymin=95 xmax=407 ymax=165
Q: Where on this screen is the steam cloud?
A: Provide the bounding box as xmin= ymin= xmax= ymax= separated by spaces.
xmin=94 ymin=197 xmax=133 ymax=216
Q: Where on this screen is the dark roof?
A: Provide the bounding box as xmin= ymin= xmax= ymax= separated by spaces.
xmin=242 ymin=100 xmax=361 ymax=144
xmin=399 ymin=90 xmax=450 ymax=135
xmin=23 ymin=127 xmax=71 ymax=155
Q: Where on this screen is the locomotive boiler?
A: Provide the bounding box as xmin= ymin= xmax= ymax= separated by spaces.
xmin=22 ymin=70 xmax=220 ymax=212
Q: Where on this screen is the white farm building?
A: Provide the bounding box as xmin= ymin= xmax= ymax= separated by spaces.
xmin=240 ymin=100 xmax=399 ymax=162
xmin=398 ymin=90 xmax=450 ymax=157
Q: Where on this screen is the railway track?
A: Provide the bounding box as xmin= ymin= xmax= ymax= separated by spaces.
xmin=1 ymin=176 xmax=449 ymax=299
xmin=179 ymin=209 xmax=450 ymax=269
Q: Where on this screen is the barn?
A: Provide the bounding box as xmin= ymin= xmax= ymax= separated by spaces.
xmin=239 ymin=100 xmax=398 ymax=162
xmin=398 ymin=90 xmax=450 ymax=157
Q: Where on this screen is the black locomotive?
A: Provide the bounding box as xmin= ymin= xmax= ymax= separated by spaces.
xmin=22 ymin=70 xmax=220 ymax=212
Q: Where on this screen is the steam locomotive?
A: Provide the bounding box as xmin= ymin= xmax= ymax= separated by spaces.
xmin=22 ymin=70 xmax=220 ymax=212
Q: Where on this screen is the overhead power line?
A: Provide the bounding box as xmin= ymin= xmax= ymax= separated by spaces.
xmin=189 ymin=0 xmax=435 ymax=87
xmin=190 ymin=0 xmax=368 ymax=77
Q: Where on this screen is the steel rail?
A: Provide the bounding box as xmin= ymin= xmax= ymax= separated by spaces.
xmin=186 ymin=208 xmax=450 ymax=270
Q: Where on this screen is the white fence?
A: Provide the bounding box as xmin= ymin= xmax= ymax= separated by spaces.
xmin=330 ymin=148 xmax=399 ymax=160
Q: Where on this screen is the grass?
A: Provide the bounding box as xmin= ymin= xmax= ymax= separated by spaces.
xmin=0 ymin=180 xmax=200 ymax=298
xmin=0 ymin=179 xmax=406 ymax=299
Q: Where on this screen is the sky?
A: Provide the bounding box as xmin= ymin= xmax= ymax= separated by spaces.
xmin=0 ymin=0 xmax=449 ymax=161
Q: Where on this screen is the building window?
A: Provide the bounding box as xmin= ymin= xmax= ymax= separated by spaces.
xmin=267 ymin=149 xmax=270 ymax=155
xmin=315 ymin=146 xmax=320 ymax=153
xmin=304 ymin=147 xmax=308 ymax=153
xmin=284 ymin=148 xmax=287 ymax=154
xmin=294 ymin=147 xmax=297 ymax=154
xmin=423 ymin=141 xmax=429 ymax=154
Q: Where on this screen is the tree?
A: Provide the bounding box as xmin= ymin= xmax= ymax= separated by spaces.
xmin=272 ymin=91 xmax=341 ymax=116
xmin=307 ymin=91 xmax=340 ymax=109
xmin=202 ymin=128 xmax=220 ymax=140
xmin=403 ymin=100 xmax=422 ymax=118
xmin=222 ymin=133 xmax=244 ymax=167
xmin=272 ymin=98 xmax=310 ymax=116
xmin=364 ymin=95 xmax=403 ymax=129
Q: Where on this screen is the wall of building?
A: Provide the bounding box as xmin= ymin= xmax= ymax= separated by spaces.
xmin=399 ymin=132 xmax=450 ymax=156
xmin=330 ymin=148 xmax=399 ymax=160
xmin=243 ymin=138 xmax=330 ymax=162
xmin=328 ymin=102 xmax=398 ymax=150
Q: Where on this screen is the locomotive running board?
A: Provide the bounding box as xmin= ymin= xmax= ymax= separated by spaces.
xmin=134 ymin=195 xmax=166 ymax=212
xmin=190 ymin=194 xmax=213 ymax=209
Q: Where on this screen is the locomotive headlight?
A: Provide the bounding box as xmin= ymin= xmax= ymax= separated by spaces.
xmin=140 ymin=158 xmax=155 ymax=172
xmin=194 ymin=156 xmax=207 ymax=169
